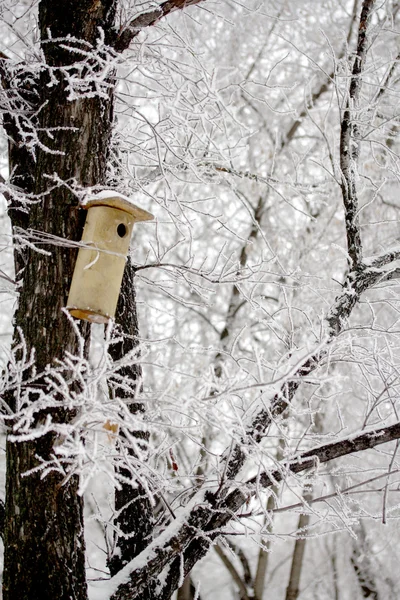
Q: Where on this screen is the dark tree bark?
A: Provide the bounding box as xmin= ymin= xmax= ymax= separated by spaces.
xmin=3 ymin=2 xmax=117 ymax=598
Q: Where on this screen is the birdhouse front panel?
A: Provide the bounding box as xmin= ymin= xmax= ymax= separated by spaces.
xmin=66 ymin=192 xmax=153 ymax=324
xmin=67 ymin=206 xmax=135 ymax=323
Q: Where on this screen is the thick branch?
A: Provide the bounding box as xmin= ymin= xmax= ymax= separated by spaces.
xmin=114 ymin=0 xmax=205 ymax=52
xmin=366 ymin=248 xmax=400 ymax=269
xmin=339 ymin=0 xmax=376 ymax=266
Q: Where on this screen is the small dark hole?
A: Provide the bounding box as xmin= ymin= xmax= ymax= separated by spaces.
xmin=117 ymin=223 xmax=127 ymax=238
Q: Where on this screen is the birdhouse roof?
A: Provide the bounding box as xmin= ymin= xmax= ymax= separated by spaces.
xmin=83 ymin=190 xmax=154 ymax=221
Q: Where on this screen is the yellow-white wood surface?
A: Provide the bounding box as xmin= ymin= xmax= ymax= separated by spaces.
xmin=66 ymin=197 xmax=153 ymax=323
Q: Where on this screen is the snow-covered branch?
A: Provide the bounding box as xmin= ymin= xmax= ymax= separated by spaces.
xmin=104 ymin=420 xmax=400 ymax=600
xmin=339 ymin=0 xmax=377 ymax=266
xmin=114 ymin=0 xmax=206 ymax=52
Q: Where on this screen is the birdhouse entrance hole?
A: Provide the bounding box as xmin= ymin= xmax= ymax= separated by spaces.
xmin=117 ymin=223 xmax=127 ymax=238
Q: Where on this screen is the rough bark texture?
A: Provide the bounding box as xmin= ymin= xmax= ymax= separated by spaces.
xmin=3 ymin=2 xmax=117 ymax=598
xmin=114 ymin=0 xmax=205 ymax=52
xmin=339 ymin=0 xmax=376 ymax=267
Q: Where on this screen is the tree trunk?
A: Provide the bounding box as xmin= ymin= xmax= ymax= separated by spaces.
xmin=254 ymin=493 xmax=276 ymax=600
xmin=284 ymin=509 xmax=310 ymax=600
xmin=3 ymin=1 xmax=117 ymax=598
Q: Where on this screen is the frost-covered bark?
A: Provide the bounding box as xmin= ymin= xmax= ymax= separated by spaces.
xmin=339 ymin=0 xmax=376 ymax=267
xmin=3 ymin=1 xmax=116 ymax=598
xmin=98 ymin=421 xmax=400 ymax=600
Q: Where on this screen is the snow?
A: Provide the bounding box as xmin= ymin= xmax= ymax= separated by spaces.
xmin=82 ymin=189 xmax=137 ymax=206
xmin=81 ymin=189 xmax=154 ymax=220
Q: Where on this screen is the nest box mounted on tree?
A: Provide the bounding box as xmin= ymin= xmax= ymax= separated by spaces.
xmin=66 ymin=191 xmax=153 ymax=324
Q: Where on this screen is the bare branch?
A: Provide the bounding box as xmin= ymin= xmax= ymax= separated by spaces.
xmin=366 ymin=248 xmax=400 ymax=268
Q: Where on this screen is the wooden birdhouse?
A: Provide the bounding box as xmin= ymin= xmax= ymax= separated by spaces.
xmin=66 ymin=191 xmax=153 ymax=323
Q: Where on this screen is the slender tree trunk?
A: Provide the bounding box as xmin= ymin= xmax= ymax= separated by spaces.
xmin=330 ymin=537 xmax=340 ymax=600
xmin=254 ymin=493 xmax=275 ymax=600
xmin=284 ymin=509 xmax=311 ymax=600
xmin=3 ymin=2 xmax=117 ymax=598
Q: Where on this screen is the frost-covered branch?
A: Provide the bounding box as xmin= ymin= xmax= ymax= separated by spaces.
xmin=221 ymin=257 xmax=397 ymax=487
xmin=104 ymin=420 xmax=400 ymax=600
xmin=280 ymin=0 xmax=359 ymax=149
xmin=0 ymin=51 xmax=12 ymax=89
xmin=114 ymin=0 xmax=206 ymax=52
xmin=214 ymin=0 xmax=392 ymax=494
xmin=339 ymin=0 xmax=377 ymax=266
xmin=209 ymin=0 xmax=360 ymax=389
xmin=365 ymin=248 xmax=400 ymax=269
